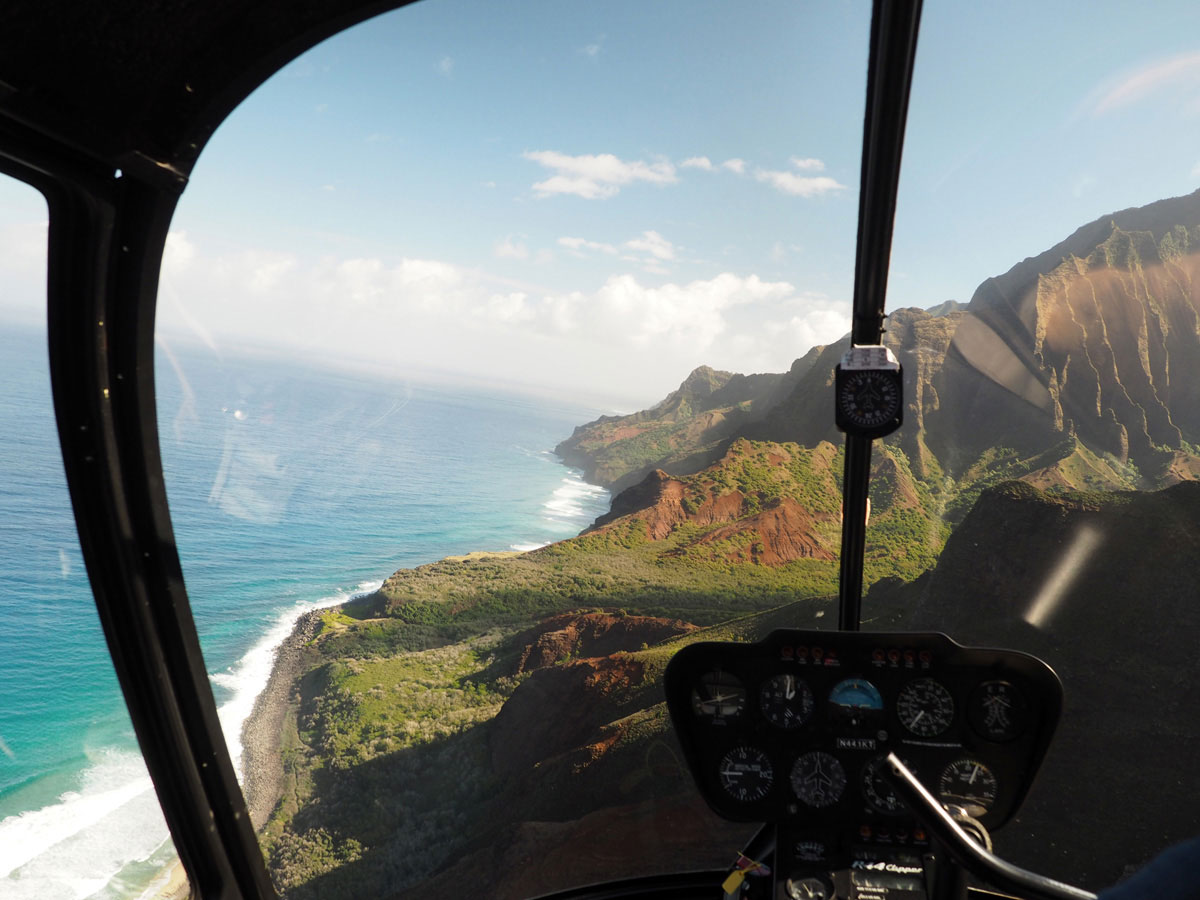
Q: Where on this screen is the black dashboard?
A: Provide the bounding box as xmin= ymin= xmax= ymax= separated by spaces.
xmin=664 ymin=630 xmax=1062 ymax=898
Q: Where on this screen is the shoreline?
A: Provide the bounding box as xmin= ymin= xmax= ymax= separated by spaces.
xmin=143 ymin=605 xmax=337 ymax=898
xmin=240 ymin=608 xmax=324 ymax=829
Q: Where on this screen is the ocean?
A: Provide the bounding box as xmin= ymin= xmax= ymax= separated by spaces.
xmin=0 ymin=324 xmax=611 ymax=899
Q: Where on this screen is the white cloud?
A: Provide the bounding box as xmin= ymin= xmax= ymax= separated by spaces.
xmin=624 ymin=230 xmax=675 ymax=261
xmin=1091 ymin=51 xmax=1200 ymax=115
xmin=721 ymin=158 xmax=746 ymax=175
xmin=681 ymin=156 xmax=714 ymax=170
xmin=524 ymin=151 xmax=677 ymax=199
xmin=1192 ymin=160 xmax=1200 ymax=179
xmin=577 ymin=272 xmax=793 ymax=349
xmin=558 ymin=236 xmax=618 ymax=255
xmin=244 ymin=251 xmax=297 ymax=294
xmin=790 ymin=157 xmax=826 ymax=171
xmin=163 ymin=231 xmax=196 ymax=273
xmin=149 ymin=232 xmax=848 ymax=407
xmin=438 ymin=56 xmax=455 ymax=76
xmin=755 ymin=168 xmax=845 ymax=197
xmin=494 ymin=236 xmax=530 ymax=260
xmin=480 ymin=292 xmax=535 ymax=323
xmin=766 ymin=303 xmax=850 ymax=351
xmin=0 ymin=219 xmax=48 ymax=317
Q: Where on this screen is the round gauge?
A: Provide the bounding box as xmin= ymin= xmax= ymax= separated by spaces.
xmin=938 ymin=759 xmax=998 ymax=816
xmin=838 ymin=369 xmax=902 ymax=431
xmin=760 ymin=673 xmax=815 ymax=729
xmin=896 ymin=678 xmax=955 ymax=737
xmin=861 ymin=756 xmax=915 ymax=816
xmin=968 ymin=680 xmax=1028 ymax=742
xmin=790 ymin=751 xmax=847 ymax=808
xmin=828 ymin=678 xmax=884 ymax=729
xmin=719 ymin=746 xmax=774 ymax=802
xmin=691 ymin=670 xmax=746 ymax=721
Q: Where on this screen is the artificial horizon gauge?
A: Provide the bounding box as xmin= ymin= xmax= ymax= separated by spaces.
xmin=938 ymin=759 xmax=998 ymax=816
xmin=828 ymin=677 xmax=885 ymax=730
xmin=834 ymin=345 xmax=903 ymax=438
xmin=791 ymin=751 xmax=847 ymax=808
xmin=896 ymin=677 xmax=955 ymax=737
xmin=691 ymin=670 xmax=746 ymax=721
xmin=760 ymin=673 xmax=815 ymax=729
xmin=718 ymin=746 xmax=774 ymax=802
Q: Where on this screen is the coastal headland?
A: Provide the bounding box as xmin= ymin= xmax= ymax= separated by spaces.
xmin=236 ymin=190 xmax=1200 ymax=897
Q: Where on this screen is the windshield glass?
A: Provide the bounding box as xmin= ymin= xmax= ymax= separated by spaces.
xmin=5 ymin=0 xmax=1200 ymax=898
xmin=151 ymin=1 xmax=869 ymax=896
xmin=863 ymin=0 xmax=1200 ymax=891
xmin=0 ymin=180 xmax=187 ymax=899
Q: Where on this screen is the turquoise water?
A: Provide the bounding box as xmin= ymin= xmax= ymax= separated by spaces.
xmin=0 ymin=324 xmax=610 ymax=898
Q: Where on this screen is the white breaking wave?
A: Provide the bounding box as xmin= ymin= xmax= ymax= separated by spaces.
xmin=542 ymin=472 xmax=609 ymax=525
xmin=510 ymin=542 xmax=549 ymax=552
xmin=0 ymin=748 xmax=161 ymax=899
xmin=0 ymin=580 xmax=382 ymax=899
xmin=212 ymin=579 xmax=380 ymax=778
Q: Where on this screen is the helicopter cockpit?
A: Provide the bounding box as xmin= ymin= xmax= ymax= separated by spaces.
xmin=3 ymin=0 xmax=1200 ymax=899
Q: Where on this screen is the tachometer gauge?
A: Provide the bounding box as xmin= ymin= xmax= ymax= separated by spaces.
xmin=791 ymin=751 xmax=847 ymax=808
xmin=691 ymin=670 xmax=746 ymax=721
xmin=828 ymin=678 xmax=884 ymax=729
xmin=968 ymin=680 xmax=1028 ymax=742
xmin=861 ymin=756 xmax=915 ymax=816
xmin=896 ymin=678 xmax=955 ymax=737
xmin=760 ymin=673 xmax=815 ymax=729
xmin=719 ymin=746 xmax=774 ymax=802
xmin=938 ymin=759 xmax=998 ymax=816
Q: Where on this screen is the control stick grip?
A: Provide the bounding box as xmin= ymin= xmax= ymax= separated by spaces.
xmin=883 ymin=754 xmax=1097 ymax=900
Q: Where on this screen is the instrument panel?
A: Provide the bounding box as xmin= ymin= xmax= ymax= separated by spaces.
xmin=665 ymin=630 xmax=1062 ymax=839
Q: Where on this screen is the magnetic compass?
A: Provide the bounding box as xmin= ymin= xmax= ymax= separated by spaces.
xmin=835 ymin=345 xmax=903 ymax=438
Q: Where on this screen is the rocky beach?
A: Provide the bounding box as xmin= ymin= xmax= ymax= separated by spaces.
xmin=240 ymin=610 xmax=324 ymax=829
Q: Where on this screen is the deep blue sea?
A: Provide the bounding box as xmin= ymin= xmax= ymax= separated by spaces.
xmin=0 ymin=323 xmax=611 ymax=898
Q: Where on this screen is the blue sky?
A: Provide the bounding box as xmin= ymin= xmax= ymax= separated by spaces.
xmin=2 ymin=0 xmax=1200 ymax=408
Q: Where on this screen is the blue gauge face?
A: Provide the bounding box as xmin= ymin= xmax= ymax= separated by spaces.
xmin=829 ymin=678 xmax=884 ymax=710
xmin=828 ymin=678 xmax=885 ymax=731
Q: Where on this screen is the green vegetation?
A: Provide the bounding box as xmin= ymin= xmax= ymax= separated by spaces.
xmin=262 ymin=231 xmax=1200 ymax=893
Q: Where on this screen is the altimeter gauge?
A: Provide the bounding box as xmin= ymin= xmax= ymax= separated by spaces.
xmin=719 ymin=746 xmax=774 ymax=802
xmin=791 ymin=751 xmax=847 ymax=808
xmin=896 ymin=677 xmax=955 ymax=738
xmin=835 ymin=345 xmax=903 ymax=438
xmin=938 ymin=759 xmax=998 ymax=816
xmin=760 ymin=673 xmax=815 ymax=729
xmin=691 ymin=670 xmax=746 ymax=721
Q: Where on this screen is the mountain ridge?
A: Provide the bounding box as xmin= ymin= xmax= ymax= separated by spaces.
xmin=563 ymin=189 xmax=1200 ymax=521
